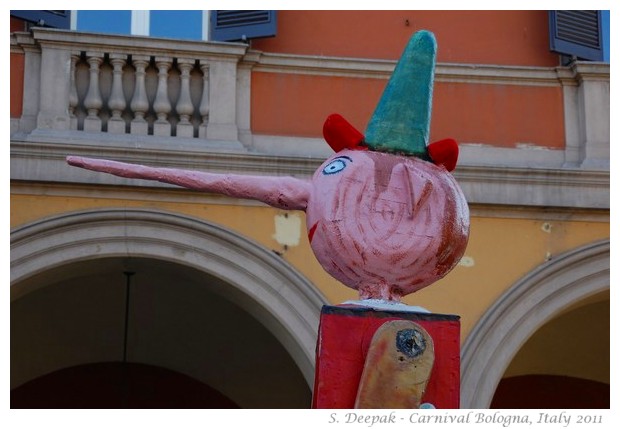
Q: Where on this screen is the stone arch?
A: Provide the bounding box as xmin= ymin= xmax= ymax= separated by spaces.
xmin=460 ymin=239 xmax=609 ymax=408
xmin=11 ymin=208 xmax=328 ymax=386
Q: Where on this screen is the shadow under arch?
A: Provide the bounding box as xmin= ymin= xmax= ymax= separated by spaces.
xmin=11 ymin=208 xmax=329 ymax=386
xmin=460 ymin=239 xmax=609 ymax=408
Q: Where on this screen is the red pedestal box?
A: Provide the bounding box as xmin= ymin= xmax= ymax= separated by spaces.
xmin=312 ymin=304 xmax=460 ymax=409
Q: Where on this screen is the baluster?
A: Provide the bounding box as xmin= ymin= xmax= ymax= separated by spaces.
xmin=176 ymin=59 xmax=195 ymax=138
xmin=68 ymin=52 xmax=80 ymax=130
xmin=130 ymin=55 xmax=150 ymax=135
xmin=198 ymin=61 xmax=210 ymax=138
xmin=108 ymin=54 xmax=127 ymax=134
xmin=153 ymin=57 xmax=172 ymax=136
xmin=83 ymin=52 xmax=104 ymax=132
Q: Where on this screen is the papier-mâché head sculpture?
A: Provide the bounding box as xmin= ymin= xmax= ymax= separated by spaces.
xmin=67 ymin=30 xmax=469 ymax=302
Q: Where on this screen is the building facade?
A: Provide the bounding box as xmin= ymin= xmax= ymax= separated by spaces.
xmin=10 ymin=10 xmax=610 ymax=408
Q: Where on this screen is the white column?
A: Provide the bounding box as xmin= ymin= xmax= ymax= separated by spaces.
xmin=206 ymin=60 xmax=238 ymax=140
xmin=131 ymin=11 xmax=150 ymax=36
xmin=83 ymin=52 xmax=104 ymax=132
xmin=198 ymin=61 xmax=210 ymax=138
xmin=236 ymin=53 xmax=257 ymax=148
xmin=575 ymin=63 xmax=610 ymax=170
xmin=175 ymin=59 xmax=195 ymax=138
xmin=153 ymin=57 xmax=172 ymax=136
xmin=36 ymin=45 xmax=71 ymax=130
xmin=558 ymin=68 xmax=580 ymax=167
xmin=14 ymin=33 xmax=41 ymax=132
xmin=130 ymin=55 xmax=150 ymax=135
xmin=107 ymin=54 xmax=127 ymax=134
xmin=68 ymin=52 xmax=80 ymax=130
xmin=560 ymin=63 xmax=610 ymax=170
xmin=202 ymin=11 xmax=210 ymax=41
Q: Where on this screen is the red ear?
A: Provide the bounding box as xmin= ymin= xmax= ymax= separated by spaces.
xmin=323 ymin=114 xmax=366 ymax=152
xmin=428 ymin=138 xmax=459 ymax=172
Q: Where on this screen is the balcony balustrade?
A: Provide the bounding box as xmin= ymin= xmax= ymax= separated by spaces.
xmin=12 ymin=28 xmax=249 ymax=144
xmin=68 ymin=52 xmax=208 ymax=138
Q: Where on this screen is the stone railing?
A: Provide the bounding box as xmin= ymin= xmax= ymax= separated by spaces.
xmin=71 ymin=53 xmax=211 ymax=138
xmin=12 ymin=28 xmax=250 ymax=143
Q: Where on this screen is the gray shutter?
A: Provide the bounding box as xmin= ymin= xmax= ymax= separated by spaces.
xmin=549 ymin=11 xmax=603 ymax=61
xmin=210 ymin=10 xmax=277 ymax=42
xmin=10 ymin=10 xmax=71 ymax=29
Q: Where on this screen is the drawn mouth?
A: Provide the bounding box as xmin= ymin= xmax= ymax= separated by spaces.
xmin=308 ymin=222 xmax=319 ymax=243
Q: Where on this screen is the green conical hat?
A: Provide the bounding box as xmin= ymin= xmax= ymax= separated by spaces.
xmin=364 ymin=30 xmax=436 ymax=158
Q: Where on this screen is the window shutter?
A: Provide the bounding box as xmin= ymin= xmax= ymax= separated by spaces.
xmin=210 ymin=10 xmax=277 ymax=42
xmin=549 ymin=11 xmax=604 ymax=61
xmin=10 ymin=10 xmax=71 ymax=29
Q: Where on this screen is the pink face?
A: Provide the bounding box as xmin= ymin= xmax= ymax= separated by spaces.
xmin=305 ymin=149 xmax=469 ymax=301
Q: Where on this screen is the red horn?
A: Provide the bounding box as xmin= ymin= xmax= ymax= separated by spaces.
xmin=323 ymin=114 xmax=366 ymax=153
xmin=428 ymin=138 xmax=459 ymax=172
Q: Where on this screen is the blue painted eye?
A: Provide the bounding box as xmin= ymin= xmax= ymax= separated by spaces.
xmin=322 ymin=157 xmax=351 ymax=175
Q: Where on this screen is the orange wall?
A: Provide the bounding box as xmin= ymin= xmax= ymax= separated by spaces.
xmin=251 ymin=72 xmax=565 ymax=148
xmin=251 ymin=73 xmax=383 ymax=138
xmin=11 ymin=17 xmax=26 ymax=32
xmin=252 ymin=10 xmax=559 ymax=67
xmin=10 ymin=53 xmax=24 ymax=118
xmin=10 ymin=17 xmax=26 ymax=118
xmin=432 ymin=82 xmax=564 ymax=148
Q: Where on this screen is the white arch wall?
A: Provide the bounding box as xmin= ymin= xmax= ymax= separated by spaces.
xmin=460 ymin=239 xmax=610 ymax=408
xmin=10 ymin=208 xmax=328 ymax=386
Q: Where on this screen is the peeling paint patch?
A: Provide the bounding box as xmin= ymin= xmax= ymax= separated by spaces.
xmin=515 ymin=143 xmax=552 ymax=150
xmin=458 ymin=256 xmax=474 ymax=267
xmin=273 ymin=213 xmax=302 ymax=247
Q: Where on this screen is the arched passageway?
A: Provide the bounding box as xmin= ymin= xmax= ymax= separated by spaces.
xmin=490 ymin=290 xmax=609 ymax=408
xmin=11 ymin=209 xmax=328 ymax=408
xmin=461 ymin=240 xmax=609 ymax=408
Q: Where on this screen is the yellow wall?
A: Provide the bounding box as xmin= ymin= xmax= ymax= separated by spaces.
xmin=11 ymin=186 xmax=609 ymax=343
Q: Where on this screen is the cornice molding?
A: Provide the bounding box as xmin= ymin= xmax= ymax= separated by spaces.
xmin=249 ymin=51 xmax=609 ymax=87
xmin=30 ymin=27 xmax=248 ymax=61
xmin=11 ymin=135 xmax=609 ymax=210
xmin=10 ymin=31 xmax=38 ymax=54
